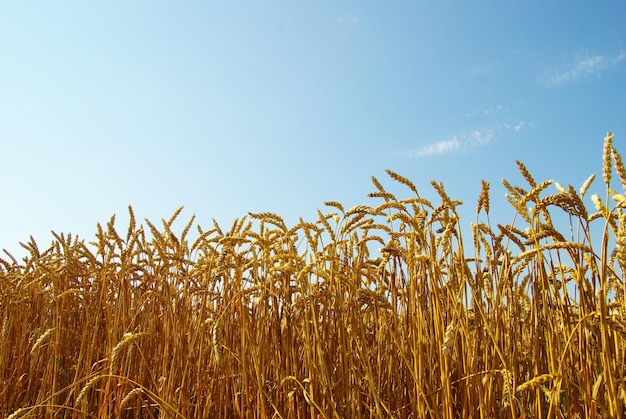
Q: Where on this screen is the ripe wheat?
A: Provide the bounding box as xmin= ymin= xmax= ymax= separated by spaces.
xmin=1 ymin=132 xmax=624 ymax=418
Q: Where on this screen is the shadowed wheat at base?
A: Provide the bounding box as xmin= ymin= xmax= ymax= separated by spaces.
xmin=1 ymin=132 xmax=625 ymax=418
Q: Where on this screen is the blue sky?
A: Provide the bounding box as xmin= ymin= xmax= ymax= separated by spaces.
xmin=2 ymin=2 xmax=625 ymax=257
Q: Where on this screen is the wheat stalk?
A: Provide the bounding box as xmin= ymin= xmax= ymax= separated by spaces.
xmin=516 ymin=374 xmax=556 ymax=393
xmin=110 ymin=332 xmax=148 ymax=375
xmin=31 ymin=328 xmax=53 ymax=354
xmin=3 ymin=133 xmax=625 ymax=417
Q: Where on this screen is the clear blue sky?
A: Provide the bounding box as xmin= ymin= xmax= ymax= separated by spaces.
xmin=2 ymin=2 xmax=625 ymax=257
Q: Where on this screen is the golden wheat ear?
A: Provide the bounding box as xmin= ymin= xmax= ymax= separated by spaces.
xmin=5 ymin=133 xmax=626 ymax=417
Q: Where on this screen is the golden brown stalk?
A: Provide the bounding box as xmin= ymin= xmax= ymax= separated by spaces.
xmin=477 ymin=180 xmax=490 ymax=215
xmin=441 ymin=322 xmax=456 ymax=355
xmin=603 ymin=131 xmax=614 ymax=187
xmin=31 ymin=328 xmax=53 ymax=354
xmin=516 ymin=374 xmax=556 ymax=393
xmin=371 ymin=175 xmax=387 ymax=195
xmin=611 ymin=145 xmax=626 ymax=193
xmin=3 ymin=134 xmax=626 ymax=417
xmin=324 ymin=201 xmax=345 ymax=213
xmin=110 ymin=332 xmax=148 ymax=375
xmin=516 ymin=160 xmax=537 ymax=188
xmin=120 ymin=387 xmax=144 ymax=409
xmin=368 ymin=191 xmax=398 ymax=201
xmin=385 ymin=168 xmax=419 ymax=195
xmin=75 ymin=375 xmax=101 ymax=406
xmin=6 ymin=408 xmax=27 ymax=419
xmin=580 ymin=173 xmax=596 ymax=197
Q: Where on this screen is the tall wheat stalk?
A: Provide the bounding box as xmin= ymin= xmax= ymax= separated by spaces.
xmin=1 ymin=132 xmax=624 ymax=418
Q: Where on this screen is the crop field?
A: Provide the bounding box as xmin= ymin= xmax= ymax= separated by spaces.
xmin=1 ymin=132 xmax=625 ymax=418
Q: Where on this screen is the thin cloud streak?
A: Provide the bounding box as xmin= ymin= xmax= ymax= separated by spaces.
xmin=465 ymin=104 xmax=504 ymax=119
xmin=409 ymin=138 xmax=461 ymax=158
xmin=542 ymin=51 xmax=625 ymax=86
xmin=408 ymin=121 xmax=526 ymax=158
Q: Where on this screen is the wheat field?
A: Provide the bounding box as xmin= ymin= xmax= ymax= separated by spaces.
xmin=1 ymin=132 xmax=625 ymax=418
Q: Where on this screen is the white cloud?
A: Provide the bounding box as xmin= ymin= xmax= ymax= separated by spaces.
xmin=469 ymin=127 xmax=496 ymax=145
xmin=612 ymin=50 xmax=626 ymax=65
xmin=542 ymin=51 xmax=625 ymax=86
xmin=408 ymin=121 xmax=526 ymax=158
xmin=409 ymin=138 xmax=461 ymax=158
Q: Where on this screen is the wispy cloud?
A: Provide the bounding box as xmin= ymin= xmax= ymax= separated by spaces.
xmin=542 ymin=50 xmax=626 ymax=86
xmin=409 ymin=138 xmax=462 ymax=158
xmin=465 ymin=104 xmax=504 ymax=119
xmin=408 ymin=121 xmax=527 ymax=158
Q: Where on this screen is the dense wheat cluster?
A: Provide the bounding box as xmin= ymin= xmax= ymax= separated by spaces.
xmin=1 ymin=133 xmax=625 ymax=418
